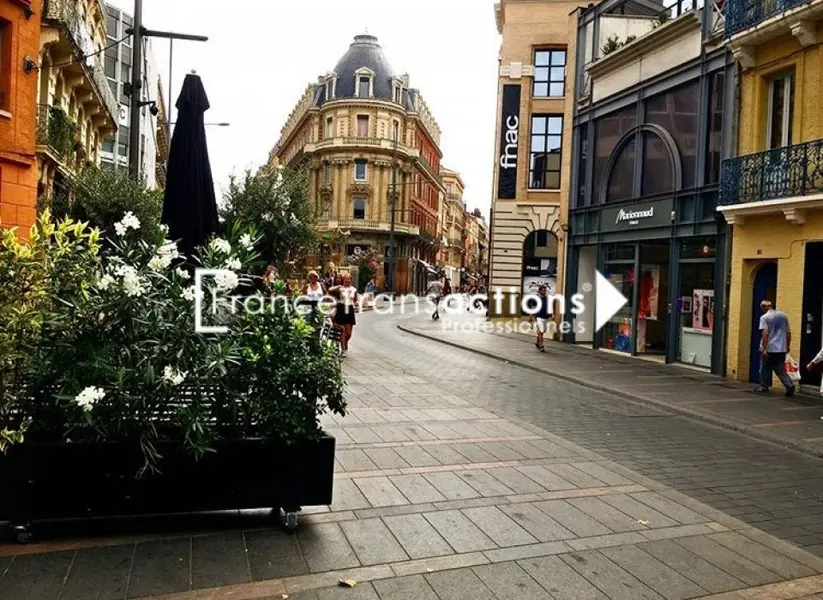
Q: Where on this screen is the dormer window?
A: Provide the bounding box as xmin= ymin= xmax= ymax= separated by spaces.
xmin=325 ymin=75 xmax=336 ymax=101
xmin=392 ymin=77 xmax=404 ymax=104
xmin=354 ymin=68 xmax=375 ymax=98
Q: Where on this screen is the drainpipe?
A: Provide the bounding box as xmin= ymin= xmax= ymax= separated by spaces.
xmin=720 ymin=58 xmax=741 ymax=379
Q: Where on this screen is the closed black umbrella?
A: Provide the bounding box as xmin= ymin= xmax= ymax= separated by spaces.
xmin=161 ymin=72 xmax=219 ymax=257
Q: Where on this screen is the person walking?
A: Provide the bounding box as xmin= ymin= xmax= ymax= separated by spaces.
xmin=301 ymin=271 xmax=327 ymax=328
xmin=426 ymin=277 xmax=444 ymax=320
xmin=807 ymin=348 xmax=823 ymax=396
xmin=529 ymin=285 xmax=551 ymax=352
xmin=755 ymin=300 xmax=795 ymax=396
xmin=329 ymin=273 xmax=358 ymax=357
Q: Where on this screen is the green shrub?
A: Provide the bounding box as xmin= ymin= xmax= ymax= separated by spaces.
xmin=59 ymin=165 xmax=163 ymax=243
xmin=0 ymin=211 xmax=345 ymax=473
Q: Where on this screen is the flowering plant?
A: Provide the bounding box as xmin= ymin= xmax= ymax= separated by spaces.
xmin=0 ymin=211 xmax=345 ymax=473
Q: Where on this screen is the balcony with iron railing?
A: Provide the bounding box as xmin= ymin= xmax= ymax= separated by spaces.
xmin=724 ymin=0 xmax=821 ymax=37
xmin=718 ymin=138 xmax=823 ymax=224
xmin=36 ymin=104 xmax=79 ymax=166
xmin=43 ymin=0 xmax=118 ymax=122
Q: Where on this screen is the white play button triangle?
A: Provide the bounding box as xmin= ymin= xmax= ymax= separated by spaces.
xmin=595 ymin=270 xmax=629 ymax=333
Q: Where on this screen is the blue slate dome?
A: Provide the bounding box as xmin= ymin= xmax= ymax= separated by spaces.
xmin=315 ymin=34 xmax=405 ymax=106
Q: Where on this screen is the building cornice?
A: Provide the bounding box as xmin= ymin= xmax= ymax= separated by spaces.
xmin=587 ymin=11 xmax=702 ymax=80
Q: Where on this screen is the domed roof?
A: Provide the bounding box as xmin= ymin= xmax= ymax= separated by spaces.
xmin=315 ymin=34 xmax=402 ymax=105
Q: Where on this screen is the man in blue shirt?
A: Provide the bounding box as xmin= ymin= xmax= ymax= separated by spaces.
xmin=755 ymin=300 xmax=795 ymax=396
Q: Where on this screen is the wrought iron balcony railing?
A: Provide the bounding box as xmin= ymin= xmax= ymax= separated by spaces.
xmin=725 ymin=0 xmax=809 ymax=37
xmin=719 ymin=138 xmax=823 ymax=205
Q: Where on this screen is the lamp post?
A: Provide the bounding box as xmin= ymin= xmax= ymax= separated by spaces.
xmin=127 ymin=0 xmax=208 ymax=179
xmin=388 ymin=130 xmax=398 ymax=294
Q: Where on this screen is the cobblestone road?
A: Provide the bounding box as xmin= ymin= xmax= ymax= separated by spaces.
xmin=3 ymin=310 xmax=823 ymax=599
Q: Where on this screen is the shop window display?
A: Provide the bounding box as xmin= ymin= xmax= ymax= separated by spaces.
xmin=677 ymin=248 xmax=715 ymax=368
xmin=601 ymin=258 xmax=636 ymax=353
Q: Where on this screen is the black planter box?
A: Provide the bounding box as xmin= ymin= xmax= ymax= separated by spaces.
xmin=0 ymin=435 xmax=335 ymax=524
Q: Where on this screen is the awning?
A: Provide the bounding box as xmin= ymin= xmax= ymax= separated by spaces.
xmin=415 ymin=259 xmax=439 ymax=275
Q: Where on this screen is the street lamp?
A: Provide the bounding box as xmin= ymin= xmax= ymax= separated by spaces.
xmin=126 ymin=0 xmax=209 ymax=179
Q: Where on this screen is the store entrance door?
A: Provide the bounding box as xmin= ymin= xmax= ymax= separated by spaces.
xmin=636 ymin=242 xmax=670 ymax=357
xmin=801 ymin=243 xmax=823 ymax=388
xmin=749 ymin=262 xmax=777 ymax=383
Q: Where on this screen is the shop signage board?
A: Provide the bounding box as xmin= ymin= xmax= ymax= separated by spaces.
xmin=600 ymin=198 xmax=674 ymax=232
xmin=497 ymin=85 xmax=521 ymax=200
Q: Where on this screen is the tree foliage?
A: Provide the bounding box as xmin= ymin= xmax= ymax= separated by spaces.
xmin=220 ymin=167 xmax=317 ymax=266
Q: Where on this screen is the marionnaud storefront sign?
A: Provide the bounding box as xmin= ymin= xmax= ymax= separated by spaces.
xmin=497 ymin=85 xmax=521 ymax=200
xmin=600 ymin=198 xmax=674 ymax=232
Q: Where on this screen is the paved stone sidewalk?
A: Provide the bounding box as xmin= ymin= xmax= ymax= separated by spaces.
xmin=5 ymin=343 xmax=823 ymax=598
xmin=398 ymin=314 xmax=823 ymax=458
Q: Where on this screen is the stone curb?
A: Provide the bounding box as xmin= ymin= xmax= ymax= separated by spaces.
xmin=397 ymin=323 xmax=823 ymax=460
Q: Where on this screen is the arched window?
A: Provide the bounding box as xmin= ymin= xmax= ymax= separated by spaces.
xmin=523 ymin=230 xmax=558 ymax=259
xmin=642 ymin=133 xmax=674 ymax=196
xmin=607 ymin=137 xmax=636 ymax=203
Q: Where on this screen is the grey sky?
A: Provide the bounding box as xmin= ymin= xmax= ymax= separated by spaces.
xmin=106 ymin=0 xmax=500 ymax=218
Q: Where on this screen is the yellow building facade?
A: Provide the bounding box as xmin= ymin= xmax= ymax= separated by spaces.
xmin=720 ymin=0 xmax=823 ymax=386
xmin=439 ymin=167 xmax=465 ymax=286
xmin=269 ymin=35 xmax=445 ymax=294
xmin=36 ymin=0 xmax=119 ymax=206
xmin=488 ymin=0 xmax=587 ymax=317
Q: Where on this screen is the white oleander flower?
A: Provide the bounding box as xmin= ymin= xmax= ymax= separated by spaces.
xmin=163 ymin=365 xmax=188 ymax=386
xmin=97 ymin=274 xmax=115 ymax=290
xmin=157 ymin=240 xmax=180 ymax=259
xmin=239 ymin=233 xmax=254 ymax=251
xmin=209 ymin=238 xmax=231 ymax=254
xmin=262 ymin=213 xmax=275 ymax=222
xmin=214 ymin=269 xmax=239 ymax=291
xmin=182 ymin=286 xmax=198 ymax=301
xmin=159 ymin=224 xmax=169 ymax=235
xmin=149 ymin=255 xmax=171 ymax=271
xmin=176 ymin=267 xmax=190 ymax=280
xmin=224 ymin=257 xmax=242 ymax=271
xmin=75 ymin=386 xmax=105 ymax=412
xmin=116 ymin=265 xmax=146 ymax=297
xmin=114 ymin=211 xmax=141 ymax=236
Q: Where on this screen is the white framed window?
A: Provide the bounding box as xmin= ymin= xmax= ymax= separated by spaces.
xmin=354 ymin=159 xmax=367 ymax=182
xmin=767 ymin=72 xmax=794 ymax=149
xmin=325 ymin=76 xmax=336 ymax=101
xmin=325 ymin=116 xmax=334 ymax=139
xmin=355 ymin=68 xmax=374 ymax=98
xmin=358 ymin=76 xmax=371 ymax=97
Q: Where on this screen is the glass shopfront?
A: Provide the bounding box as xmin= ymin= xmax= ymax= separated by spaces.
xmin=676 ymin=236 xmax=717 ymax=369
xmin=593 ymin=236 xmax=718 ymax=370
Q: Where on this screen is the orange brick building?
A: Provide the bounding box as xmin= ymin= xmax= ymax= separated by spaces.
xmin=0 ymin=0 xmax=40 ymax=232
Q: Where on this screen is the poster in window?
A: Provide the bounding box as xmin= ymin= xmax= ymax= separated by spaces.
xmin=692 ymin=289 xmax=715 ymax=332
xmin=522 ymin=259 xmax=557 ymax=300
xmin=638 ymin=266 xmax=660 ymax=321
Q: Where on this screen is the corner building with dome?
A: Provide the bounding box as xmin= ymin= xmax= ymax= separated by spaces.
xmin=269 ymin=34 xmax=447 ymax=294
